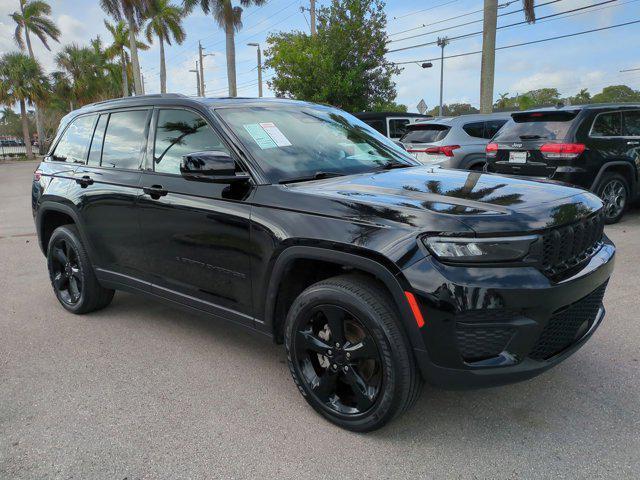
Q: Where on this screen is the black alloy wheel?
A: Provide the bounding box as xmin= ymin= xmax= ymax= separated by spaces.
xmin=596 ymin=173 xmax=629 ymax=224
xmin=285 ymin=274 xmax=422 ymax=432
xmin=49 ymin=236 xmax=83 ymax=306
xmin=294 ymin=304 xmax=383 ymax=415
xmin=46 ymin=225 xmax=114 ymax=314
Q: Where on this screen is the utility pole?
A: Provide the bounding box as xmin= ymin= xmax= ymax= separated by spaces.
xmin=437 ymin=37 xmax=449 ymax=117
xmin=310 ymin=0 xmax=316 ymax=36
xmin=247 ymin=43 xmax=263 ymax=97
xmin=141 ymin=72 xmax=146 ymax=95
xmin=480 ymin=0 xmax=498 ymax=113
xmin=190 ymin=63 xmax=201 ymax=96
xmin=198 ymin=41 xmax=213 ymax=96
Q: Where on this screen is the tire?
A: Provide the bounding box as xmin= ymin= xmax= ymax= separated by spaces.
xmin=46 ymin=225 xmax=115 ymax=314
xmin=284 ymin=274 xmax=422 ymax=432
xmin=469 ymin=162 xmax=485 ymax=171
xmin=595 ymin=172 xmax=629 ymax=224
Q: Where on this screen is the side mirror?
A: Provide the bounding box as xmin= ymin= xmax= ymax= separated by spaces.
xmin=180 ymin=151 xmax=250 ymax=184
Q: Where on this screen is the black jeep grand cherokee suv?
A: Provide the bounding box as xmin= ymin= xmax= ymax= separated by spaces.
xmin=486 ymin=104 xmax=640 ymax=224
xmin=33 ymin=95 xmax=615 ymax=431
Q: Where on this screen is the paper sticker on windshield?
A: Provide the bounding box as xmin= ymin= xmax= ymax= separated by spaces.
xmin=259 ymin=122 xmax=292 ymax=147
xmin=243 ymin=124 xmax=277 ymax=149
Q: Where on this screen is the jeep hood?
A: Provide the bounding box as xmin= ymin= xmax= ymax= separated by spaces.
xmin=284 ymin=166 xmax=603 ymax=234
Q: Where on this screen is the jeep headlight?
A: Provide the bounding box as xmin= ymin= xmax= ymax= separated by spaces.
xmin=423 ymin=235 xmax=538 ymax=263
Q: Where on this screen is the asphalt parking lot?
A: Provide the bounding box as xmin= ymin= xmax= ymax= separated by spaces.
xmin=1 ymin=161 xmax=639 ymax=479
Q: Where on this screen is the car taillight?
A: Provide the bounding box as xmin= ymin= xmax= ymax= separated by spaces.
xmin=409 ymin=145 xmax=459 ymax=157
xmin=486 ymin=142 xmax=498 ymax=158
xmin=34 ymin=169 xmax=42 ymax=181
xmin=540 ymin=143 xmax=585 ymax=159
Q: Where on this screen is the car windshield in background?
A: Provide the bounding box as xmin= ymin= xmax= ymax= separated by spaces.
xmin=493 ymin=111 xmax=578 ymax=142
xmin=215 ymin=105 xmax=416 ymax=183
xmin=400 ymin=124 xmax=450 ymax=144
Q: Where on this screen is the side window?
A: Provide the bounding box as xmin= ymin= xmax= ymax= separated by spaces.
xmin=591 ymin=112 xmax=623 ymax=137
xmin=623 ymin=110 xmax=640 ymax=137
xmin=52 ymin=115 xmax=97 ymax=163
xmin=462 ymin=121 xmax=485 ymax=138
xmin=484 ymin=119 xmax=507 ymax=139
xmin=389 ymin=118 xmax=410 ymax=138
xmin=101 ymin=110 xmax=149 ymax=169
xmin=153 ymin=109 xmax=229 ymax=175
xmin=87 ymin=114 xmax=108 ymax=166
xmin=364 ymin=119 xmax=385 ymax=135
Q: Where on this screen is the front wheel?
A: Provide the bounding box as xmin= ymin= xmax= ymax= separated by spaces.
xmin=596 ymin=172 xmax=629 ymax=224
xmin=284 ymin=274 xmax=422 ymax=432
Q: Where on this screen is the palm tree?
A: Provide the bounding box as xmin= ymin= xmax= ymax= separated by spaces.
xmin=144 ymin=0 xmax=186 ymax=93
xmin=479 ymin=0 xmax=535 ymax=113
xmin=104 ymin=20 xmax=149 ymax=96
xmin=10 ymin=0 xmax=60 ymax=153
xmin=0 ymin=52 xmax=48 ymax=158
xmin=100 ymin=0 xmax=152 ymax=95
xmin=183 ymin=0 xmax=266 ymax=97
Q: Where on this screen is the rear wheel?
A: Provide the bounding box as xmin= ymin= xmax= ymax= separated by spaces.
xmin=47 ymin=225 xmax=114 ymax=314
xmin=284 ymin=274 xmax=422 ymax=431
xmin=596 ymin=172 xmax=629 ymax=224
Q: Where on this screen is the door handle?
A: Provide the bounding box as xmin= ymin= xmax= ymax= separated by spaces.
xmin=627 ymin=141 xmax=639 ymax=145
xmin=143 ymin=185 xmax=168 ymax=199
xmin=75 ymin=175 xmax=94 ymax=188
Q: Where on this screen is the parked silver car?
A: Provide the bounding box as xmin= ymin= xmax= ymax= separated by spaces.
xmin=399 ymin=113 xmax=512 ymax=170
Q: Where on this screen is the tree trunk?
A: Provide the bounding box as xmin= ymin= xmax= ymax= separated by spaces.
xmin=20 ymin=98 xmax=33 ymax=158
xmin=480 ymin=0 xmax=498 ymax=113
xmin=159 ymin=36 xmax=166 ymax=94
xmin=126 ymin=12 xmax=143 ymax=95
xmin=120 ymin=48 xmax=129 ymax=97
xmin=225 ymin=23 xmax=237 ymax=97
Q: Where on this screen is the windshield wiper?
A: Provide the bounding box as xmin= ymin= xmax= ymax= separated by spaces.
xmin=380 ymin=161 xmax=412 ymax=170
xmin=279 ymin=171 xmax=345 ymax=184
xmin=519 ymin=134 xmax=547 ymax=140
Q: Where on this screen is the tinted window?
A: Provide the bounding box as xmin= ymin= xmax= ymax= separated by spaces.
xmin=624 ymin=110 xmax=640 ymax=136
xmin=87 ymin=114 xmax=108 ymax=166
xmin=101 ymin=110 xmax=149 ymax=169
xmin=485 ymin=119 xmax=507 ymax=139
xmin=52 ymin=115 xmax=96 ymax=163
xmin=493 ymin=111 xmax=578 ymax=142
xmin=591 ymin=112 xmax=622 ymax=137
xmin=363 ymin=119 xmax=385 ymax=135
xmin=400 ymin=124 xmax=450 ymax=143
xmin=389 ymin=118 xmax=410 ymax=138
xmin=462 ymin=122 xmax=484 ymax=138
xmin=154 ymin=109 xmax=229 ymax=174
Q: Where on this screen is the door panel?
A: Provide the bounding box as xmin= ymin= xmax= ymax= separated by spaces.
xmin=135 ymin=107 xmax=255 ymax=324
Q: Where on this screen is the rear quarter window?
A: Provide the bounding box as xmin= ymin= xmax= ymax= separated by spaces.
xmin=493 ymin=111 xmax=578 ymax=142
xmin=590 ymin=111 xmax=623 ymax=137
xmin=400 ymin=124 xmax=450 ymax=143
xmin=462 ymin=122 xmax=484 ymax=139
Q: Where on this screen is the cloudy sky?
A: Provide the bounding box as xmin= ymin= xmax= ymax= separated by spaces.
xmin=1 ymin=0 xmax=639 ymax=112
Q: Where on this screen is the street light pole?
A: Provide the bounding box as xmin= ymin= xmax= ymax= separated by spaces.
xmin=437 ymin=37 xmax=449 ymax=117
xmin=189 ymin=64 xmax=200 ymax=96
xmin=247 ymin=42 xmax=263 ymax=97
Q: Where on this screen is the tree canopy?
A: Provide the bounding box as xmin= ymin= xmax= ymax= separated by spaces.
xmin=265 ymin=0 xmax=401 ymax=112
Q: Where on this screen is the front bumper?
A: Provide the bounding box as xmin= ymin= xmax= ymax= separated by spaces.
xmin=402 ymin=237 xmax=615 ymax=389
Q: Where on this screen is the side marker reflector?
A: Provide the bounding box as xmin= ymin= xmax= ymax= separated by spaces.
xmin=404 ymin=291 xmax=425 ymax=328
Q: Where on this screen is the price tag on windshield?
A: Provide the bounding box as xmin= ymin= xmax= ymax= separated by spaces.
xmin=243 ymin=124 xmax=277 ymax=149
xmin=260 ymin=122 xmax=292 ymax=147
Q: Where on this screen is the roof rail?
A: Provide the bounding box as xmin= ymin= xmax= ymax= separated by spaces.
xmin=86 ymin=93 xmax=188 ymax=108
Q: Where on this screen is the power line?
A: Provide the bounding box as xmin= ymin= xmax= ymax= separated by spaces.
xmin=388 ymin=0 xmax=562 ymax=39
xmin=391 ymin=0 xmax=460 ymax=22
xmin=389 ymin=19 xmax=640 ymax=65
xmin=388 ymin=0 xmax=616 ymax=53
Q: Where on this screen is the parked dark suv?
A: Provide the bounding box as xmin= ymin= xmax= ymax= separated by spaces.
xmin=485 ymin=104 xmax=640 ymax=223
xmin=33 ymin=94 xmax=615 ymax=431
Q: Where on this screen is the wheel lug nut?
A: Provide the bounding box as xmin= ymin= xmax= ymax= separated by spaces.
xmin=343 ymin=366 xmax=349 ymax=372
xmin=335 ymin=343 xmax=340 ymax=348
xmin=332 ymin=364 xmax=338 ymax=370
xmin=327 ymin=350 xmax=333 ymax=356
xmin=346 ymin=352 xmax=351 ymax=359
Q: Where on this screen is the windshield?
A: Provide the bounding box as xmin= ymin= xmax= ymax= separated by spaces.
xmin=215 ymin=104 xmax=417 ymax=183
xmin=493 ymin=111 xmax=578 ymax=142
xmin=400 ymin=124 xmax=450 ymax=144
